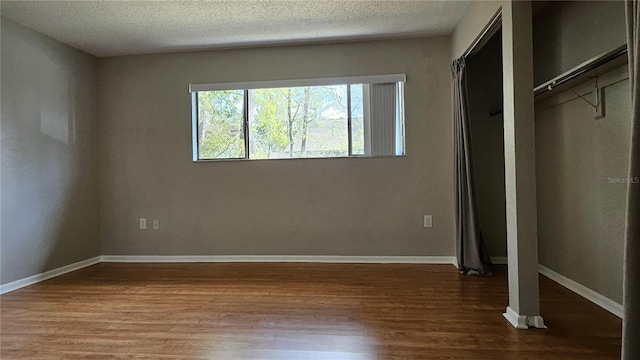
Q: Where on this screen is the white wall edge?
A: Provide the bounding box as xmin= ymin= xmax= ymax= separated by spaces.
xmin=100 ymin=255 xmax=458 ymax=264
xmin=538 ymin=264 xmax=623 ymax=318
xmin=0 ymin=256 xmax=101 ymax=295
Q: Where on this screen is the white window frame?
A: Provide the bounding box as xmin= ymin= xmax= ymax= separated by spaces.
xmin=189 ymin=74 xmax=406 ymax=92
xmin=190 ymin=74 xmax=406 ymax=161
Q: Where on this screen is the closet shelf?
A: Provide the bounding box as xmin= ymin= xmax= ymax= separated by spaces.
xmin=533 ymin=44 xmax=628 ymax=102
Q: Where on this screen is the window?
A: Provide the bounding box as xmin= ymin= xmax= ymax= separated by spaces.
xmin=190 ymin=74 xmax=405 ymax=161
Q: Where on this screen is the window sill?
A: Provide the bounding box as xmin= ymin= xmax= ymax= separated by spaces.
xmin=193 ymin=155 xmax=406 ymax=163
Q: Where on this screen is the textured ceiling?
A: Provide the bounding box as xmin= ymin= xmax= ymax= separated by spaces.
xmin=1 ymin=0 xmax=469 ymax=57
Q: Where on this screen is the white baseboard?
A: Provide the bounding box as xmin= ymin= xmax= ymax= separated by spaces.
xmin=491 ymin=256 xmax=508 ymax=265
xmin=1 ymin=255 xmax=623 ymax=321
xmin=478 ymin=257 xmax=622 ymax=319
xmin=503 ymin=306 xmax=546 ymax=329
xmin=101 ymin=255 xmax=458 ymax=265
xmin=0 ymin=255 xmax=457 ymax=295
xmin=503 ymin=306 xmax=529 ymax=329
xmin=0 ymin=256 xmax=101 ymax=295
xmin=538 ymin=264 xmax=623 ymax=318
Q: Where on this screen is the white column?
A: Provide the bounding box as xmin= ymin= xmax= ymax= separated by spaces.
xmin=501 ymin=0 xmax=545 ymax=329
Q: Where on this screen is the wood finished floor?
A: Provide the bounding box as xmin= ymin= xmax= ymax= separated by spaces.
xmin=0 ymin=263 xmax=621 ymax=359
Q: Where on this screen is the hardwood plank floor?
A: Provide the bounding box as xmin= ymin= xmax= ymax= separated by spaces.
xmin=0 ymin=263 xmax=621 ymax=359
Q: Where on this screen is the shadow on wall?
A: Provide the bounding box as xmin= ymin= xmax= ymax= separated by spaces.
xmin=532 ymin=1 xmax=626 ymax=86
xmin=40 ymin=54 xmax=76 ymax=145
xmin=0 ymin=18 xmax=100 ymax=285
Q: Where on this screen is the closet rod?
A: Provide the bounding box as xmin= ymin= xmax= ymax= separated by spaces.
xmin=534 ymin=45 xmax=628 ymax=97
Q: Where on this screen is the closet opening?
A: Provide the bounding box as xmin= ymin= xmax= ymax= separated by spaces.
xmin=466 ymin=29 xmax=507 ymax=264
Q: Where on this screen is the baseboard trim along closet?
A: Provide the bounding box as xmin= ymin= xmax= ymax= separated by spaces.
xmin=538 ymin=264 xmax=623 ymax=318
xmin=100 ymin=255 xmax=458 ymax=264
xmin=0 ymin=256 xmax=102 ymax=295
xmin=490 ymin=256 xmax=508 ymax=265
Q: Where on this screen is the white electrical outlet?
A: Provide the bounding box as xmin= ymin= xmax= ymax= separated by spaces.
xmin=424 ymin=215 xmax=433 ymax=228
xmin=139 ymin=218 xmax=147 ymax=230
xmin=153 ymin=219 xmax=159 ymax=230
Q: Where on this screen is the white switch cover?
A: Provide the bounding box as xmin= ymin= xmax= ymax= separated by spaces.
xmin=424 ymin=215 xmax=433 ymax=228
xmin=139 ymin=218 xmax=147 ymax=230
xmin=153 ymin=219 xmax=159 ymax=230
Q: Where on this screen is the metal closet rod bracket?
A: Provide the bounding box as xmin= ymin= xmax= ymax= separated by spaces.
xmin=554 ymin=77 xmax=605 ymax=120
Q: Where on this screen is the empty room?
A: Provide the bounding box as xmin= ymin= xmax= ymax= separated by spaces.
xmin=1 ymin=0 xmax=639 ymax=359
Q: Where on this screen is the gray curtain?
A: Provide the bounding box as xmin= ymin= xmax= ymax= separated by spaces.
xmin=623 ymin=1 xmax=640 ymax=359
xmin=451 ymin=58 xmax=492 ymax=276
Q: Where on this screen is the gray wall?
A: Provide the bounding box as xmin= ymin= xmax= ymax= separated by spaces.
xmin=1 ymin=18 xmax=100 ymax=284
xmin=536 ymin=72 xmax=629 ymax=304
xmin=533 ymin=0 xmax=626 ymax=86
xmin=97 ymin=38 xmax=455 ymax=256
xmin=533 ymin=1 xmax=629 ymax=303
xmin=467 ymin=32 xmax=506 ymax=259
